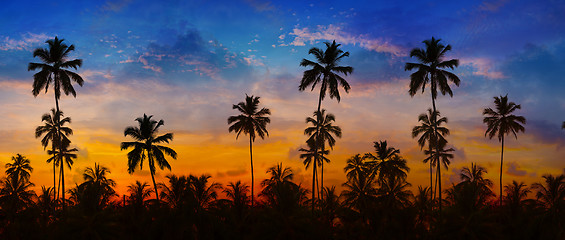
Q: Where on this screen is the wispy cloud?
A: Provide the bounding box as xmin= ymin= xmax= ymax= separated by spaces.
xmin=288 ymin=24 xmax=405 ymax=56
xmin=460 ymin=57 xmax=506 ymax=79
xmin=0 ymin=33 xmax=51 ymax=51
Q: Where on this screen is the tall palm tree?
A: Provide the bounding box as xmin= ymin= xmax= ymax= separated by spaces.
xmin=424 ymin=139 xmax=454 ymax=207
xmin=228 ymin=94 xmax=271 ymax=206
xmin=483 ymin=95 xmax=526 ymax=205
xmin=365 ymin=141 xmax=410 ymax=183
xmin=405 ymin=37 xmax=460 ymax=212
xmin=299 ymin=40 xmax=353 ymax=112
xmin=299 ymin=141 xmax=329 ymax=210
xmin=5 ymin=154 xmax=33 ymax=182
xmin=47 ymin=140 xmax=77 ymax=203
xmin=304 ymin=109 xmax=341 ymax=197
xmin=121 ymin=114 xmax=177 ymax=201
xmin=412 ymin=108 xmax=449 ymax=199
xmin=36 ymin=108 xmax=72 ymax=196
xmin=28 ymin=36 xmax=84 ymax=113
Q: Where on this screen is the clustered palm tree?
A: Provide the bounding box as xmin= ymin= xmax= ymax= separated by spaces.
xmin=228 ymin=94 xmax=271 ymax=207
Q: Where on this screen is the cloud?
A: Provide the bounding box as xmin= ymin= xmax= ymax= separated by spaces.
xmin=0 ymin=33 xmax=51 ymax=51
xmin=245 ymin=0 xmax=274 ymax=12
xmin=288 ymin=24 xmax=405 ymax=57
xmin=506 ymin=161 xmax=535 ymax=177
xmin=459 ymin=57 xmax=506 ymax=79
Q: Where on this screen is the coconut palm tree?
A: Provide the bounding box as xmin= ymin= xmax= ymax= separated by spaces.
xmin=36 ymin=108 xmax=72 ymax=196
xmin=127 ymin=181 xmax=153 ymax=210
xmin=405 ymin=37 xmax=459 ymax=212
xmin=459 ymin=163 xmax=494 ymax=207
xmin=424 ymin=139 xmax=454 ymax=208
xmin=47 ymin=140 xmax=77 ymax=204
xmin=260 ymin=163 xmax=306 ymax=211
xmin=0 ymin=176 xmax=35 ymax=216
xmin=365 ymin=141 xmax=410 ymax=183
xmin=299 ymin=141 xmax=329 ymax=210
xmin=504 ymin=181 xmax=531 ymax=213
xmin=304 ymin=109 xmax=341 ymax=197
xmin=121 ymin=114 xmax=177 ymax=202
xmin=483 ymin=95 xmax=526 ymax=205
xmin=344 ymin=154 xmax=370 ymax=182
xmin=532 ymin=174 xmax=565 ymax=211
xmin=160 ymin=174 xmax=190 ymax=209
xmin=5 ymin=154 xmax=33 ymax=182
xmin=223 ymin=181 xmax=250 ymax=212
xmin=299 ymin=40 xmax=354 ymax=112
xmin=188 ymin=174 xmax=221 ymax=212
xmin=28 ymin=36 xmax=83 ymax=112
xmin=228 ymin=94 xmax=271 ymax=206
xmin=412 ymin=108 xmax=449 ymax=199
xmin=81 ymin=163 xmax=116 ymax=206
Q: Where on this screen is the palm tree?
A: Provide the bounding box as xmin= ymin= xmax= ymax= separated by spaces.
xmin=299 ymin=40 xmax=353 ymax=112
xmin=424 ymin=139 xmax=454 ymax=208
xmin=412 ymin=108 xmax=449 ymax=199
xmin=228 ymin=95 xmax=271 ymax=206
xmin=81 ymin=163 xmax=116 ymax=205
xmin=127 ymin=181 xmax=153 ymax=210
xmin=299 ymin=141 xmax=329 ymax=210
xmin=504 ymin=181 xmax=531 ymax=212
xmin=341 ymin=171 xmax=377 ymax=224
xmin=28 ymin=36 xmax=84 ymax=113
xmin=223 ymin=181 xmax=250 ymax=212
xmin=532 ymin=174 xmax=565 ymax=211
xmin=5 ymin=154 xmax=33 ymax=182
xmin=260 ymin=163 xmax=306 ymax=211
xmin=36 ymin=108 xmax=72 ymax=196
xmin=160 ymin=174 xmax=190 ymax=209
xmin=47 ymin=140 xmax=77 ymax=204
xmin=405 ymin=37 xmax=459 ymax=212
xmin=459 ymin=163 xmax=494 ymax=207
xmin=121 ymin=114 xmax=177 ymax=202
xmin=304 ymin=109 xmax=341 ymax=197
xmin=0 ymin=176 xmax=36 ymax=216
xmin=365 ymin=141 xmax=410 ymax=183
xmin=483 ymin=95 xmax=526 ymax=205
xmin=344 ymin=154 xmax=370 ymax=182
xmin=188 ymin=174 xmax=221 ymax=212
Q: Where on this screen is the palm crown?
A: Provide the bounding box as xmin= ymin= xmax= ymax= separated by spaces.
xmin=5 ymin=154 xmax=33 ymax=182
xmin=228 ymin=95 xmax=271 ymax=141
xmin=405 ymin=37 xmax=460 ymax=99
xmin=299 ymin=40 xmax=353 ymax=106
xmin=412 ymin=108 xmax=449 ymax=150
xmin=35 ymin=108 xmax=72 ymax=149
xmin=28 ymin=36 xmax=84 ymax=100
xmin=304 ymin=109 xmax=342 ymax=149
xmin=483 ymin=95 xmax=526 ymax=141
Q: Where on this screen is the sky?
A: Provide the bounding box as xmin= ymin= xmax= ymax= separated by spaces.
xmin=0 ymin=0 xmax=564 ymax=196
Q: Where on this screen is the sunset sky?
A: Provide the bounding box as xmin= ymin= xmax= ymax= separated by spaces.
xmin=0 ymin=0 xmax=564 ymax=196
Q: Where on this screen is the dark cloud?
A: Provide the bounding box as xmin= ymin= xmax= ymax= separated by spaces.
xmin=506 ymin=161 xmax=536 ymax=177
xmin=526 ymin=119 xmax=565 ymax=147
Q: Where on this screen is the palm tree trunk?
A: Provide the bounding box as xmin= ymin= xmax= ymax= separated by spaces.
xmin=500 ymin=135 xmax=504 ymax=206
xmin=431 ymin=82 xmax=442 ymax=213
xmin=61 ymin=160 xmax=65 ymax=209
xmin=249 ymin=136 xmax=254 ymax=208
xmin=53 ymin=145 xmax=56 ymax=200
xmin=312 ymin=159 xmax=316 ymax=213
xmin=150 ymin=168 xmax=159 ymax=201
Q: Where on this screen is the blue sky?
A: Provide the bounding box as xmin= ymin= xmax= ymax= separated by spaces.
xmin=0 ymin=0 xmax=564 ymax=193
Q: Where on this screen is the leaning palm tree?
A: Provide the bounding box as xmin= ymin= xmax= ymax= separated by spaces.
xmin=47 ymin=140 xmax=77 ymax=203
xmin=228 ymin=94 xmax=271 ymax=206
xmin=299 ymin=140 xmax=329 ymax=210
xmin=121 ymin=114 xmax=177 ymax=202
xmin=36 ymin=108 xmax=72 ymax=196
xmin=424 ymin=139 xmax=454 ymax=208
xmin=483 ymin=95 xmax=526 ymax=205
xmin=5 ymin=154 xmax=33 ymax=182
xmin=28 ymin=36 xmax=84 ymax=112
xmin=412 ymin=108 xmax=449 ymax=199
xmin=304 ymin=109 xmax=341 ymax=196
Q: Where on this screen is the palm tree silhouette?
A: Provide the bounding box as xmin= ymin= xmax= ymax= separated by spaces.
xmin=344 ymin=154 xmax=370 ymax=182
xmin=223 ymin=181 xmax=250 ymax=213
xmin=228 ymin=94 xmax=271 ymax=207
xmin=0 ymin=176 xmax=35 ymax=217
xmin=47 ymin=140 xmax=77 ymax=203
xmin=365 ymin=141 xmax=409 ymax=183
xmin=504 ymin=181 xmax=531 ymax=213
xmin=160 ymin=174 xmax=190 ymax=209
xmin=483 ymin=95 xmax=526 ymax=205
xmin=5 ymin=154 xmax=33 ymax=182
xmin=459 ymin=163 xmax=494 ymax=205
xmin=304 ymin=109 xmax=341 ymax=198
xmin=532 ymin=174 xmax=565 ymax=211
xmin=82 ymin=163 xmax=116 ymax=201
xmin=299 ymin=140 xmax=329 ymax=211
xmin=36 ymin=108 xmax=72 ymax=197
xmin=424 ymin=139 xmax=454 ymax=204
xmin=405 ymin=37 xmax=460 ymax=211
xmin=299 ymin=40 xmax=353 ymax=112
xmin=188 ymin=174 xmax=221 ymax=212
xmin=127 ymin=181 xmax=153 ymax=210
xmin=121 ymin=114 xmax=177 ymax=202
xmin=412 ymin=108 xmax=449 ymax=200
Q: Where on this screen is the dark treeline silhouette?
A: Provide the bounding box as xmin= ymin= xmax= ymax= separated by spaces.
xmin=1 ymin=152 xmax=564 ymax=239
